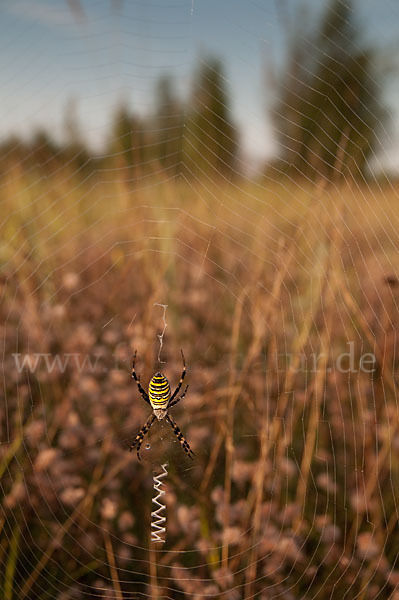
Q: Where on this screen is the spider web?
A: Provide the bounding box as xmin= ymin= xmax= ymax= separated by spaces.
xmin=1 ymin=1 xmax=399 ymax=599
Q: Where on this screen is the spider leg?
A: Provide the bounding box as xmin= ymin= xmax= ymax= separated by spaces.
xmin=131 ymin=350 xmax=151 ymax=406
xmin=166 ymin=413 xmax=194 ymax=459
xmin=169 ymin=349 xmax=186 ymax=403
xmin=168 ymin=384 xmax=189 ymax=409
xmin=129 ymin=414 xmax=156 ymax=460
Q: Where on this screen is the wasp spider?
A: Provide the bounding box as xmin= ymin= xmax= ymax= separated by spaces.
xmin=129 ymin=350 xmax=194 ymax=460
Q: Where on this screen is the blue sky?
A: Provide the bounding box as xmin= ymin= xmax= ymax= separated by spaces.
xmin=1 ymin=0 xmax=398 ymax=171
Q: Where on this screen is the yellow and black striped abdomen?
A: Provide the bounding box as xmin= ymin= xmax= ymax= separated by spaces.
xmin=148 ymin=372 xmax=171 ymax=409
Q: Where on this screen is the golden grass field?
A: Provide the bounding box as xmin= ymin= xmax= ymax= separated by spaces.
xmin=2 ymin=168 xmax=399 ymax=599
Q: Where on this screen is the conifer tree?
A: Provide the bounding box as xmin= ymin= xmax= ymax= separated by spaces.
xmin=272 ymin=0 xmax=385 ymax=181
xmin=183 ymin=58 xmax=238 ymax=179
xmin=153 ymin=76 xmax=184 ymax=175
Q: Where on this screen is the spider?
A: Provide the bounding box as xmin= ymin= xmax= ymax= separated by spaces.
xmin=129 ymin=349 xmax=194 ymax=460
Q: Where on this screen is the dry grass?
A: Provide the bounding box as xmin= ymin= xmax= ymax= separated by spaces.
xmin=1 ymin=167 xmax=399 ymax=599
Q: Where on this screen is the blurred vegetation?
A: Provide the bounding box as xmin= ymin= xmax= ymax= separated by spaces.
xmin=0 ymin=56 xmax=239 ymax=184
xmin=153 ymin=76 xmax=185 ymax=174
xmin=182 ymin=58 xmax=239 ymax=180
xmin=107 ymin=104 xmax=150 ymax=178
xmin=2 ymin=170 xmax=399 ymax=598
xmin=271 ymin=0 xmax=387 ymax=181
xmin=0 ymin=3 xmax=390 ymax=185
xmin=0 ymin=3 xmax=398 ymax=597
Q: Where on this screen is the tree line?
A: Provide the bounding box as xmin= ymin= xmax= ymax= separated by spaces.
xmin=0 ymin=0 xmax=388 ymax=183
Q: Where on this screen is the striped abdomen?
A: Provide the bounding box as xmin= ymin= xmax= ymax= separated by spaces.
xmin=148 ymin=372 xmax=171 ymax=409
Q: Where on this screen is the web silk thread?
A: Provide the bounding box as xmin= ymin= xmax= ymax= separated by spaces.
xmin=153 ymin=303 xmax=168 ymax=365
xmin=151 ymin=463 xmax=168 ymax=543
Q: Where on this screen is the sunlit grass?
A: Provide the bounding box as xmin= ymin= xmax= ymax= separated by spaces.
xmin=1 ymin=168 xmax=399 ymax=597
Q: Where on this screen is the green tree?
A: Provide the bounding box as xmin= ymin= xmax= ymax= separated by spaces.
xmin=107 ymin=102 xmax=148 ymax=178
xmin=183 ymin=58 xmax=239 ymax=179
xmin=63 ymin=98 xmax=91 ymax=173
xmin=152 ymin=76 xmax=184 ymax=175
xmin=29 ymin=130 xmax=60 ymax=172
xmin=272 ymin=0 xmax=385 ymax=181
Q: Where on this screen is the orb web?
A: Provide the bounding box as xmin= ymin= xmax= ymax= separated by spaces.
xmin=1 ymin=1 xmax=399 ymax=599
